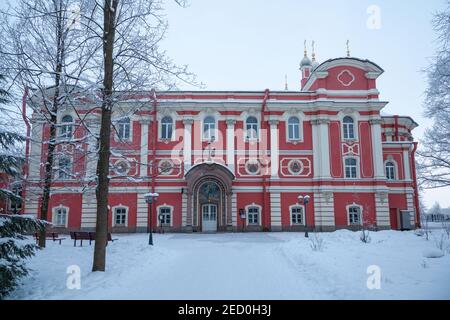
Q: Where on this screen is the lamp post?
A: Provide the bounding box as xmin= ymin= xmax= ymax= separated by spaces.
xmin=145 ymin=192 xmax=159 ymax=245
xmin=298 ymin=194 xmax=311 ymax=238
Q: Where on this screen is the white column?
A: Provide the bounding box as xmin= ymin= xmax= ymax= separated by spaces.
xmin=226 ymin=119 xmax=236 ymax=173
xmin=28 ymin=118 xmax=44 ymax=181
xmin=370 ymin=119 xmax=385 ymax=179
xmin=312 ymin=118 xmax=331 ymax=178
xmin=183 ymin=119 xmax=193 ymax=170
xmin=403 ymin=147 xmax=411 ymax=181
xmin=139 ymin=119 xmax=150 ymax=177
xmin=269 ymin=120 xmax=279 ymax=178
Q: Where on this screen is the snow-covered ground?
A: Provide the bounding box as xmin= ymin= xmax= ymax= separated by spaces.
xmin=8 ymin=229 xmax=450 ymax=300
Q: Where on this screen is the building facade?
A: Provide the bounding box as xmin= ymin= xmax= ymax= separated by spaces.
xmin=23 ymin=56 xmax=420 ymax=233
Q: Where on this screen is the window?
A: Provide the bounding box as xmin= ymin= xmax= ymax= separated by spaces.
xmin=343 ymin=116 xmax=355 ymax=140
xmin=114 ymin=207 xmax=127 ymax=226
xmin=159 ymin=207 xmax=171 ymax=226
xmin=248 ymin=207 xmax=259 ymax=225
xmin=245 ymin=160 xmax=260 ymax=175
xmin=246 ymin=116 xmax=258 ymax=140
xmin=60 ymin=115 xmax=73 ymax=139
xmin=161 ymin=116 xmax=173 ymax=140
xmin=344 ymin=158 xmax=357 ymax=178
xmin=348 ymin=206 xmax=361 ymax=225
xmin=385 ymin=161 xmax=396 ymax=180
xmin=291 ymin=206 xmax=304 ymax=225
xmin=58 ymin=157 xmax=72 ymax=179
xmin=53 ymin=207 xmax=68 ymax=227
xmin=288 ymin=117 xmax=300 ymax=141
xmin=203 ymin=116 xmax=215 ymax=141
xmin=9 ymin=184 xmax=22 ymax=213
xmin=117 ymin=117 xmax=131 ymax=140
xmin=288 ymin=159 xmax=303 ymax=175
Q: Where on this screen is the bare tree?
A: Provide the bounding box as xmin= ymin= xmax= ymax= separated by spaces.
xmin=417 ymin=3 xmax=450 ymax=189
xmin=0 ymin=0 xmax=99 ymax=247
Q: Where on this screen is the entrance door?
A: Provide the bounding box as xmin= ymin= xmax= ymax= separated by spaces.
xmin=202 ymin=204 xmax=217 ymax=232
xmin=390 ymin=208 xmax=398 ymax=230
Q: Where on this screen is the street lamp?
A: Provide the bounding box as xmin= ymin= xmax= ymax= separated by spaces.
xmin=298 ymin=194 xmax=311 ymax=238
xmin=144 ymin=192 xmax=159 ymax=245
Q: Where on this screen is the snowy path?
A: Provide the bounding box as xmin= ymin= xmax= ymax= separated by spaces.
xmin=9 ymin=231 xmax=450 ymax=299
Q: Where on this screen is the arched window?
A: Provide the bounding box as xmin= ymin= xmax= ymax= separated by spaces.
xmin=343 ymin=116 xmax=355 ymax=140
xmin=288 ymin=117 xmax=300 ymax=141
xmin=53 ymin=206 xmax=68 ymax=227
xmin=60 ymin=115 xmax=73 ymax=139
xmin=9 ymin=183 xmax=22 ymax=213
xmin=113 ymin=206 xmax=128 ymax=227
xmin=385 ymin=161 xmax=396 ymax=180
xmin=58 ymin=157 xmax=72 ymax=180
xmin=246 ymin=116 xmax=258 ymax=140
xmin=117 ymin=117 xmax=131 ymax=140
xmin=161 ymin=116 xmax=173 ymax=140
xmin=344 ymin=157 xmax=358 ymax=178
xmin=290 ymin=206 xmax=304 ymax=225
xmin=348 ymin=206 xmax=361 ymax=225
xmin=203 ymin=116 xmax=215 ymax=141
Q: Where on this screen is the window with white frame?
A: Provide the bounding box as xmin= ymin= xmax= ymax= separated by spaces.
xmin=114 ymin=207 xmax=127 ymax=226
xmin=247 ymin=206 xmax=259 ymax=225
xmin=159 ymin=207 xmax=172 ymax=226
xmin=348 ymin=206 xmax=361 ymax=225
xmin=344 ymin=157 xmax=358 ymax=178
xmin=385 ymin=161 xmax=396 ymax=180
xmin=117 ymin=117 xmax=131 ymax=140
xmin=53 ymin=207 xmax=68 ymax=227
xmin=9 ymin=184 xmax=22 ymax=213
xmin=161 ymin=116 xmax=173 ymax=140
xmin=343 ymin=116 xmax=355 ymax=140
xmin=203 ymin=116 xmax=215 ymax=141
xmin=60 ymin=115 xmax=74 ymax=139
xmin=291 ymin=206 xmax=304 ymax=225
xmin=288 ymin=117 xmax=301 ymax=141
xmin=246 ymin=116 xmax=258 ymax=140
xmin=58 ymin=157 xmax=72 ymax=179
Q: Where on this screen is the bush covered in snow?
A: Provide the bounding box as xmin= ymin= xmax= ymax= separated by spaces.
xmin=309 ymin=233 xmax=325 ymax=251
xmin=422 ymin=248 xmax=444 ymax=259
xmin=0 ymin=214 xmax=46 ymax=299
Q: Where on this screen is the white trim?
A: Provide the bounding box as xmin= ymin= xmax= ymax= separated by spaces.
xmin=286 ymin=116 xmax=303 ymax=142
xmin=114 ymin=117 xmax=133 ymax=142
xmin=112 ymin=204 xmax=129 ymax=227
xmin=289 ymin=204 xmax=305 ymax=226
xmin=244 ymin=116 xmax=260 ymax=142
xmin=384 ymin=158 xmax=398 ymax=181
xmin=346 ymin=203 xmax=363 ymax=226
xmin=337 ymin=69 xmax=356 ymax=87
xmin=245 ymin=203 xmax=262 ymax=226
xmin=201 ymin=115 xmax=219 ymax=142
xmin=52 ymin=205 xmax=69 ymax=227
xmin=156 ymin=204 xmax=174 ymax=227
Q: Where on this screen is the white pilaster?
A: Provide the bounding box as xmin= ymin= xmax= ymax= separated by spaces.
xmin=226 ymin=119 xmax=236 ymax=173
xmin=370 ymin=119 xmax=385 ymax=179
xmin=232 ymin=192 xmax=237 ymax=227
xmin=181 ymin=191 xmax=187 ymax=227
xmin=270 ymin=192 xmax=281 ymax=230
xmin=311 ymin=118 xmax=330 ymax=178
xmin=269 ymin=120 xmax=279 ymax=177
xmin=313 ymin=191 xmax=335 ymax=228
xmin=136 ymin=193 xmax=148 ymax=229
xmin=139 ymin=120 xmax=150 ymax=177
xmin=403 ymin=148 xmax=411 ymax=181
xmin=28 ymin=118 xmax=44 ymax=181
xmin=81 ymin=192 xmax=97 ymax=229
xmin=375 ymin=191 xmax=390 ymax=227
xmin=183 ymin=119 xmax=193 ymax=170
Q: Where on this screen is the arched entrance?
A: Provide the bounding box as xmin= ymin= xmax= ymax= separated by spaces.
xmin=185 ymin=163 xmax=234 ymax=232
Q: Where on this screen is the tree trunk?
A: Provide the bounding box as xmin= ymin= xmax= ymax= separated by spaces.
xmin=39 ymin=1 xmax=65 ymax=248
xmin=92 ymin=0 xmax=118 ymax=272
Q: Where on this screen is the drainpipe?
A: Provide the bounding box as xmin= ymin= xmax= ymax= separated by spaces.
xmin=411 ymin=142 xmax=421 ymax=228
xmin=394 ymin=115 xmax=399 ymax=141
xmin=260 ymin=89 xmax=270 ymax=230
xmin=21 ymin=87 xmax=30 ymax=215
xmin=150 ymin=89 xmax=158 ymax=231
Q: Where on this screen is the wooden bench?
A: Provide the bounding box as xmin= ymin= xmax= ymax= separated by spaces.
xmin=34 ymin=232 xmax=66 ymax=245
xmin=70 ymin=231 xmax=117 ymax=247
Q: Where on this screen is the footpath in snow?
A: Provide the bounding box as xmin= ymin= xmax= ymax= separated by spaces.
xmin=9 ymin=230 xmax=450 ymax=300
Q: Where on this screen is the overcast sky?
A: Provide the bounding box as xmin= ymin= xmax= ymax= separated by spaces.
xmin=161 ymin=0 xmax=449 ymax=208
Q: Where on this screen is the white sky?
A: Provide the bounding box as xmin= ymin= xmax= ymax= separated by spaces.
xmin=161 ymin=0 xmax=450 ymax=209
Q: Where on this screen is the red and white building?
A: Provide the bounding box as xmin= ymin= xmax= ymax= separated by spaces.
xmin=23 ymin=55 xmax=420 ymax=232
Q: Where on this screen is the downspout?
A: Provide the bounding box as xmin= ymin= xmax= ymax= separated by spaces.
xmin=260 ymin=89 xmax=270 ymax=230
xmin=150 ymin=89 xmax=158 ymax=231
xmin=411 ymin=142 xmax=420 ymax=228
xmin=21 ymin=87 xmax=30 ymax=215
